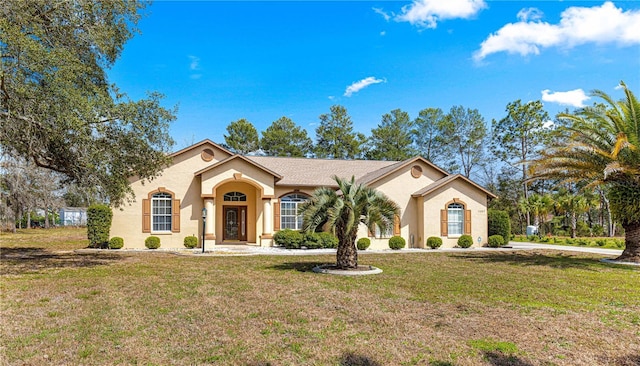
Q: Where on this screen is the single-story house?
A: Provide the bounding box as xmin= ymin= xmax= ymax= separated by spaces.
xmin=110 ymin=139 xmax=496 ymax=249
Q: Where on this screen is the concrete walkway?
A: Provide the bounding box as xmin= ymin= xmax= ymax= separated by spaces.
xmin=505 ymin=242 xmax=623 ymax=256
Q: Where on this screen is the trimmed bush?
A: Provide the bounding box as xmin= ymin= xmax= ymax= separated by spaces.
xmin=108 ymin=237 xmax=124 ymax=249
xmin=184 ymin=236 xmax=198 ymax=248
xmin=426 ymin=236 xmax=442 ymax=249
xmin=317 ymin=232 xmax=338 ymax=248
xmin=488 ymin=209 xmax=510 ymax=245
xmin=303 ymin=232 xmax=323 ymax=249
xmin=87 ymin=204 xmax=113 ymax=248
xmin=388 ymin=236 xmax=406 ymax=250
xmin=357 ymin=237 xmax=371 ymax=250
xmin=457 ymin=234 xmax=473 ymax=248
xmin=145 ymin=236 xmax=161 ymax=249
xmin=274 ymin=229 xmax=304 ymax=249
xmin=487 ymin=234 xmax=504 ymax=248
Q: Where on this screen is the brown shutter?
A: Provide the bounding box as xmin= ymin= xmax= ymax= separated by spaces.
xmin=142 ymin=199 xmax=151 ymax=233
xmin=440 ymin=209 xmax=448 ymax=236
xmin=464 ymin=209 xmax=472 ymax=235
xmin=172 ymin=199 xmax=181 ymax=233
xmin=394 ymin=215 xmax=401 ymax=235
xmin=273 ymin=199 xmax=280 ymax=231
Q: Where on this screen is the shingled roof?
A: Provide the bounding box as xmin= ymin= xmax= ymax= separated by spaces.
xmin=245 ymin=156 xmax=398 ymax=187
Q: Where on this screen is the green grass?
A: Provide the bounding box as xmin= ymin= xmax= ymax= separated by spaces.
xmin=1 ymin=228 xmax=639 ymax=365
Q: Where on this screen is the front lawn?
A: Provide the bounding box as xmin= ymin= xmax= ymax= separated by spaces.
xmin=1 ymin=228 xmax=639 ymax=365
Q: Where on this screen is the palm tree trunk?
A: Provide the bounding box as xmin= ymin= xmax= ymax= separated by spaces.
xmin=570 ymin=212 xmax=577 ymax=238
xmin=336 ymin=229 xmax=358 ymax=269
xmin=617 ymin=221 xmax=640 ymax=262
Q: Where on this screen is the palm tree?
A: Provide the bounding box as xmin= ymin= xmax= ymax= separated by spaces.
xmin=298 ymin=176 xmax=399 ymax=269
xmin=532 ymin=81 xmax=640 ymax=262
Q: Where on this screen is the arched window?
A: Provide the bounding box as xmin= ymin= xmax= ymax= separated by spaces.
xmin=223 ymin=192 xmax=247 ymax=202
xmin=447 ymin=203 xmax=464 ymax=236
xmin=440 ymin=200 xmax=471 ymax=237
xmin=279 ymin=193 xmax=308 ymax=230
xmin=142 ymin=188 xmax=180 ymax=233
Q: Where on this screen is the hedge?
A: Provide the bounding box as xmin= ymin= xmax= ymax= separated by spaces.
xmin=87 ymin=204 xmax=112 ymax=248
xmin=184 ymin=236 xmax=198 ymax=248
xmin=426 ymin=236 xmax=442 ymax=249
xmin=145 ymin=236 xmax=161 ymax=249
xmin=274 ymin=229 xmax=304 ymax=249
xmin=488 ymin=209 xmax=511 ymax=245
xmin=487 ymin=234 xmax=504 ymax=248
xmin=108 ymin=237 xmax=124 ymax=249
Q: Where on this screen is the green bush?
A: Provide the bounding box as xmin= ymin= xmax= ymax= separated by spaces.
xmin=457 ymin=235 xmax=473 ymax=248
xmin=426 ymin=236 xmax=442 ymax=249
xmin=488 ymin=209 xmax=511 ymax=245
xmin=565 ymin=238 xmax=575 ymax=245
xmin=87 ymin=204 xmax=113 ymax=248
xmin=184 ymin=236 xmax=198 ymax=248
xmin=145 ymin=236 xmax=161 ymax=249
xmin=577 ymin=238 xmax=590 ymax=246
xmin=357 ymin=237 xmax=371 ymax=250
xmin=591 ymin=224 xmax=604 ymax=237
xmin=274 ymin=229 xmax=304 ymax=249
xmin=303 ymin=232 xmax=323 ymax=249
xmin=388 ymin=236 xmax=406 ymax=250
xmin=576 ymin=221 xmax=591 ymax=237
xmin=595 ymin=238 xmax=607 ymax=247
xmin=108 ymin=237 xmax=124 ymax=249
xmin=614 ymin=239 xmax=625 ymax=248
xmin=318 ymin=232 xmax=338 ymax=248
xmin=487 ymin=235 xmax=504 ymax=248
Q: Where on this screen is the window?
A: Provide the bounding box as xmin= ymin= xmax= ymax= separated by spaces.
xmin=152 ymin=192 xmax=173 ymax=232
xmin=224 ymin=192 xmax=247 ymax=201
xmin=441 ymin=201 xmax=470 ymax=237
xmin=280 ymin=193 xmax=308 ymax=230
xmin=375 ymin=224 xmax=394 ymax=239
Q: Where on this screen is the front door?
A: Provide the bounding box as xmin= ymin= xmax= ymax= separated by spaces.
xmin=224 ymin=206 xmax=247 ymax=241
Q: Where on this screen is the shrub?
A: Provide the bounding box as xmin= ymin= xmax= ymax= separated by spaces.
xmin=527 ymin=235 xmax=538 ymax=242
xmin=614 ymin=239 xmax=625 ymax=248
xmin=184 ymin=236 xmax=198 ymax=248
xmin=487 ymin=235 xmax=504 ymax=248
xmin=357 ymin=237 xmax=371 ymax=250
xmin=108 ymin=237 xmax=124 ymax=249
xmin=577 ymin=238 xmax=590 ymax=246
xmin=388 ymin=236 xmax=406 ymax=250
xmin=488 ymin=209 xmax=511 ymax=245
xmin=426 ymin=236 xmax=442 ymax=249
xmin=274 ymin=229 xmax=304 ymax=249
xmin=595 ymin=239 xmax=607 ymax=247
xmin=591 ymin=224 xmax=604 ymax=237
xmin=457 ymin=235 xmax=473 ymax=248
xmin=317 ymin=232 xmax=338 ymax=248
xmin=87 ymin=204 xmax=113 ymax=248
xmin=145 ymin=236 xmax=161 ymax=249
xmin=303 ymin=232 xmax=323 ymax=249
xmin=565 ymin=238 xmax=575 ymax=245
xmin=576 ymin=221 xmax=591 ymax=237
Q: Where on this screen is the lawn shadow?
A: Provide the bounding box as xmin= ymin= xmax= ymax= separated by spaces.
xmin=484 ymin=351 xmax=534 ymax=366
xmin=609 ymin=353 xmax=640 ymax=366
xmin=269 ymin=261 xmax=331 ymax=272
xmin=451 ymin=251 xmax=634 ymax=271
xmin=0 ymin=247 xmax=130 ymax=275
xmin=339 ymin=352 xmax=382 ymax=366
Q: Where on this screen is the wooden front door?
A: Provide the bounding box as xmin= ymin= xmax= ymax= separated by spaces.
xmin=224 ymin=206 xmax=247 ymax=241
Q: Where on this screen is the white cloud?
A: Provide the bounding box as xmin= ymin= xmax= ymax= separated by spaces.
xmin=395 ymin=0 xmax=486 ymax=28
xmin=475 ymin=2 xmax=640 ymax=61
xmin=373 ymin=7 xmax=391 ymax=22
xmin=380 ymin=31 xmax=386 ymax=36
xmin=517 ymin=7 xmax=543 ymax=22
xmin=188 ymin=55 xmax=200 ymax=70
xmin=344 ymin=77 xmax=385 ymax=97
xmin=541 ymin=89 xmax=589 ymax=108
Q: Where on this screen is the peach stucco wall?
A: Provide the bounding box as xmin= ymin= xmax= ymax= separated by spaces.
xmin=110 ymin=142 xmax=232 ymax=249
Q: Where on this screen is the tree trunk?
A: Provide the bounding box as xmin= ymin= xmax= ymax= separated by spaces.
xmin=336 ymin=231 xmax=358 ymax=269
xmin=570 ymin=211 xmax=577 ymax=238
xmin=44 ymin=207 xmax=50 ymax=228
xmin=616 ymin=221 xmax=640 ymax=263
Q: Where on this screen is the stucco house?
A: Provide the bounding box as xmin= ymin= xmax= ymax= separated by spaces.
xmin=110 ymin=139 xmax=496 ymax=250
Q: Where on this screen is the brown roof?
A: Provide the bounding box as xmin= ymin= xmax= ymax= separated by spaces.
xmin=170 ymin=139 xmax=233 ymax=158
xmin=356 ymin=156 xmax=448 ymax=185
xmin=245 ymin=156 xmax=397 ymax=187
xmin=412 ymin=174 xmax=497 ymax=198
xmin=194 ymin=155 xmax=283 ymax=179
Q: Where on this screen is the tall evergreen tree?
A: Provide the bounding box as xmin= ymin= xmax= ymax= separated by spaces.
xmin=490 ymin=100 xmax=550 ymax=225
xmin=412 ymin=107 xmax=446 ymax=164
xmin=440 ymin=106 xmax=487 ymax=178
xmin=260 ymin=117 xmax=313 ymax=157
xmin=224 ymin=119 xmax=260 ymax=154
xmin=367 ymin=109 xmax=416 ymax=161
xmin=314 ymin=105 xmax=365 ymax=159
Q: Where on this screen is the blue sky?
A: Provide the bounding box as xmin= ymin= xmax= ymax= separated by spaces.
xmin=108 ymin=1 xmax=640 ymax=150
